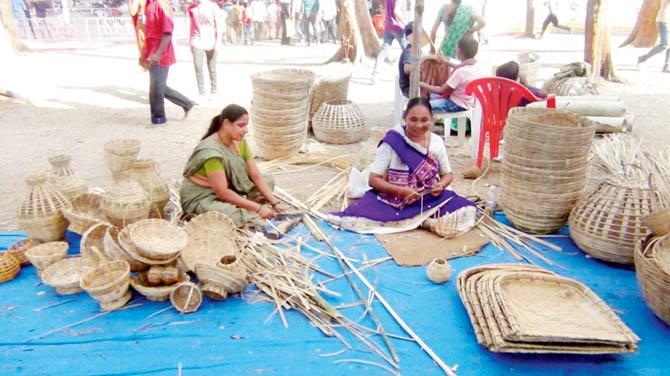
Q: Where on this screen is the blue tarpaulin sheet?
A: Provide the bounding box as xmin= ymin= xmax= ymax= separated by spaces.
xmin=0 ymin=215 xmax=668 ymax=375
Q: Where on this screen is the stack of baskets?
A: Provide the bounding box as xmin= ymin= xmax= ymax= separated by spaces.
xmin=501 ymin=108 xmax=595 ymax=234
xmin=250 ymin=69 xmax=315 ymax=160
xmin=569 ymin=179 xmax=663 ymax=264
xmin=309 ymin=70 xmax=351 ymax=119
xmin=312 ymin=100 xmax=368 ymax=144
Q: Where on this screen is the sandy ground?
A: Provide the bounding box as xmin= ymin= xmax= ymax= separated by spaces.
xmin=1 ymin=34 xmax=669 ymax=230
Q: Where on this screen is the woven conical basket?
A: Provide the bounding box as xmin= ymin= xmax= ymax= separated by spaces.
xmin=501 ymin=108 xmax=595 ymax=234
xmin=103 ymin=139 xmax=140 ymax=174
xmin=130 ymin=159 xmax=169 ymax=218
xmin=100 ymin=172 xmax=151 ymax=227
xmin=312 ymin=100 xmax=368 ymax=144
xmin=569 ymin=179 xmax=662 ymax=264
xmin=48 ymin=154 xmax=87 ymax=202
xmin=17 ymin=175 xmax=72 ymax=242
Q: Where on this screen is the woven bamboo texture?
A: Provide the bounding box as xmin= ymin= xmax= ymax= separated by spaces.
xmin=309 ymin=71 xmax=351 ymax=119
xmin=80 ymin=251 xmax=131 ymax=311
xmin=80 ymin=223 xmax=110 ymax=265
xmin=170 ymin=281 xmax=202 ymax=313
xmin=653 ymin=237 xmax=670 ymax=276
xmin=103 ymin=226 xmax=149 ymax=272
xmin=48 ymin=154 xmax=87 ymax=202
xmin=634 ymin=235 xmax=670 ymax=325
xmin=426 ymin=258 xmax=452 ymax=283
xmin=130 ymin=159 xmax=169 ymax=218
xmin=61 ymin=193 xmax=107 ymax=235
xmin=0 ymin=253 xmax=20 ymax=284
xmin=128 ymin=219 xmax=187 ymax=260
xmin=17 ymin=175 xmax=71 ymax=242
xmin=312 ymin=100 xmax=368 ymax=144
xmin=100 ymin=172 xmax=151 ymax=227
xmin=131 ymin=270 xmax=189 ymax=301
xmin=354 ymin=127 xmax=388 ymax=170
xmin=569 ymin=179 xmax=662 ymax=264
xmin=250 ymin=68 xmax=315 ymax=160
xmin=41 ymin=256 xmax=93 ymax=295
xmin=456 ymin=264 xmax=639 ymax=353
xmin=643 ymin=208 xmax=670 ymax=237
xmin=7 ymin=239 xmax=39 ymax=266
xmin=182 ymin=212 xmax=238 ymax=272
xmin=117 ymin=225 xmax=180 ymax=265
xmin=104 ymin=139 xmax=140 ymax=173
xmin=501 ymin=108 xmax=595 ymax=234
xmin=24 ymin=241 xmax=68 ymax=276
xmin=543 ymin=77 xmax=599 ymax=96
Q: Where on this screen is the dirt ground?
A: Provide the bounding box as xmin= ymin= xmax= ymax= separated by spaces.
xmin=1 ymin=34 xmax=669 ymax=230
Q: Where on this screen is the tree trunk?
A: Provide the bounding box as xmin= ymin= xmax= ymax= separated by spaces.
xmin=524 ymin=0 xmax=535 ymax=38
xmin=408 ymin=0 xmax=423 ymax=98
xmin=585 ymin=0 xmax=620 ymax=81
xmin=0 ymin=0 xmax=26 ymax=51
xmin=620 ymin=0 xmax=660 ymax=48
xmin=328 ymin=0 xmax=381 ymax=63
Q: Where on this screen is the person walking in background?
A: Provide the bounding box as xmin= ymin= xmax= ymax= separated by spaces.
xmin=267 ymin=0 xmax=279 ymax=39
xmin=242 ymin=2 xmax=253 ymax=44
xmin=279 ymin=0 xmax=290 ymax=44
xmin=430 ymin=0 xmax=485 ymax=58
xmin=188 ymin=0 xmax=222 ymax=98
xmin=539 ymin=0 xmax=571 ymax=38
xmin=638 ymin=0 xmax=670 ymax=72
xmin=32 ymin=0 xmax=52 ymax=38
xmin=142 ymin=0 xmax=194 ymax=125
xmin=371 ymin=0 xmax=409 ymax=84
xmin=291 ymin=0 xmax=304 ymax=42
xmin=248 ymin=0 xmax=267 ymax=40
xmin=301 ymin=0 xmax=318 ymax=45
xmin=319 ymin=0 xmax=336 ymax=43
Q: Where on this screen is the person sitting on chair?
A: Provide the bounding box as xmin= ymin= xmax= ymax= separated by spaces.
xmin=495 ymin=60 xmax=547 ymax=106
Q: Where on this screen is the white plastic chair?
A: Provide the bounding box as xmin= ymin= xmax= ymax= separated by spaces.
xmin=393 ymin=72 xmax=409 ymax=126
xmin=434 ymin=110 xmax=473 ymax=147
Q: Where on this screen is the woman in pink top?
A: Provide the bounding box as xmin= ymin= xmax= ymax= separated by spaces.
xmin=188 ymin=0 xmax=223 ymax=96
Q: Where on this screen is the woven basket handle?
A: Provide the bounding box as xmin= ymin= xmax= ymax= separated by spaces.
xmin=89 ymin=245 xmax=112 ymax=274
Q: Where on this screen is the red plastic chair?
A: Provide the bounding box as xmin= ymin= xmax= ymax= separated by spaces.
xmin=466 ymin=77 xmax=551 ymax=169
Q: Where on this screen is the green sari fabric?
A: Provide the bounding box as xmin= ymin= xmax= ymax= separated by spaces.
xmin=440 ymin=4 xmax=474 ymax=58
xmin=180 ymin=137 xmax=274 ymax=227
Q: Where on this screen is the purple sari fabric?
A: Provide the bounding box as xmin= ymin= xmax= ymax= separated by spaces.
xmin=333 ymin=129 xmax=475 ymax=222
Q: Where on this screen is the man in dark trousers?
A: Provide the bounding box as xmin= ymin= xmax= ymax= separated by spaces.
xmin=279 ymin=0 xmax=290 ymax=44
xmin=142 ymin=0 xmax=194 ymax=125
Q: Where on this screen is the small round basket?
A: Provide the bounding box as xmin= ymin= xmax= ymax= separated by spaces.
xmin=170 ymin=282 xmax=202 ymax=314
xmin=0 ymin=253 xmax=20 ymax=284
xmin=128 ymin=219 xmax=188 ymax=260
xmin=103 ymin=227 xmax=148 ymax=272
xmin=117 ymin=225 xmax=180 ymax=265
xmin=7 ymin=239 xmax=40 ymax=266
xmin=103 ymin=139 xmax=141 ymax=173
xmin=61 ymin=193 xmax=107 ymax=235
xmin=80 ymin=256 xmax=131 ymax=311
xmin=195 ymin=259 xmax=248 ymax=298
xmin=634 ymin=235 xmax=670 ymax=325
xmin=312 ymin=100 xmax=368 ymax=145
xmin=25 ymin=241 xmax=69 ymax=276
xmin=643 ymin=208 xmax=670 ymax=237
xmin=41 ymin=256 xmax=94 ymax=294
xmin=131 ymin=270 xmax=190 ymax=302
xmin=426 ymin=258 xmax=452 ymax=284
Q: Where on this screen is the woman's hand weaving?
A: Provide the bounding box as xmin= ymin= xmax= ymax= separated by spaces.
xmin=431 ymin=182 xmax=446 ymax=196
xmin=402 ymin=187 xmax=424 ymax=205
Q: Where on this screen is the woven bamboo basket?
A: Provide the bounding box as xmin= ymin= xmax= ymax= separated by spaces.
xmin=170 ymin=281 xmax=202 ymax=313
xmin=309 ymin=71 xmax=351 ymax=119
xmin=250 ymin=68 xmax=315 ymax=160
xmin=182 ymin=212 xmax=238 ymax=272
xmin=518 ymin=51 xmax=540 ymax=87
xmin=544 ymin=76 xmax=599 ymax=96
xmin=61 ymin=193 xmax=107 ymax=235
xmin=354 ymin=127 xmax=388 ymax=170
xmin=569 ymin=179 xmax=662 ymax=264
xmin=0 ymin=253 xmax=20 ymax=284
xmin=80 ymin=222 xmax=110 ymax=264
xmin=128 ymin=219 xmax=187 ymax=261
xmin=130 ymin=159 xmax=169 ymax=218
xmin=426 ymin=258 xmax=452 ymax=284
xmin=103 ymin=139 xmax=140 ymax=174
xmin=100 ymin=172 xmax=151 ymax=227
xmin=80 ymin=247 xmax=131 ymax=311
xmin=7 ymin=239 xmax=40 ymax=266
xmin=643 ymin=208 xmax=670 ymax=237
xmin=117 ymin=225 xmax=180 ymax=265
xmin=217 ymin=254 xmax=248 ymax=293
xmin=47 ymin=154 xmax=87 ymax=202
xmin=312 ymin=100 xmax=368 ymax=144
xmin=41 ymin=256 xmax=93 ymax=294
xmin=194 ymin=263 xmax=244 ymax=300
xmin=25 ymin=241 xmax=68 ymax=277
xmin=17 ymin=175 xmax=71 ymax=242
xmin=634 ymin=235 xmax=670 ymax=325
xmin=131 ymin=270 xmax=189 ymax=301
xmin=501 ymin=108 xmax=595 ymax=234
xmin=655 ymin=242 xmax=670 ymax=276
xmin=103 ymin=226 xmax=148 ymax=272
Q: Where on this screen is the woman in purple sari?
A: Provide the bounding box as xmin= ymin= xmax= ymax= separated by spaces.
xmin=328 ymin=98 xmax=476 ymax=234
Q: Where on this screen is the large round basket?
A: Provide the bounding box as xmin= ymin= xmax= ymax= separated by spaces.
xmin=61 ymin=193 xmax=107 ymax=235
xmin=131 ymin=270 xmax=190 ymax=301
xmin=17 ymin=175 xmax=71 ymax=242
xmin=309 ymin=71 xmax=351 ymax=119
xmin=103 ymin=226 xmax=148 ymax=272
xmin=41 ymin=256 xmax=93 ymax=294
xmin=0 ymin=253 xmax=20 ymax=284
xmin=103 ymin=139 xmax=140 ymax=174
xmin=634 ymin=235 xmax=670 ymax=325
xmin=182 ymin=212 xmax=238 ymax=272
xmin=250 ymin=68 xmax=315 ymax=160
xmin=7 ymin=239 xmax=40 ymax=266
xmin=170 ymin=282 xmax=202 ymax=314
xmin=569 ymin=179 xmax=662 ymax=265
xmin=117 ymin=225 xmax=180 ymax=265
xmin=501 ymin=108 xmax=595 ymax=234
xmin=128 ymin=219 xmax=187 ymax=261
xmin=312 ymin=100 xmax=368 ymax=144
xmin=24 ymin=241 xmax=68 ymax=276
xmin=80 ymin=258 xmax=131 ymax=311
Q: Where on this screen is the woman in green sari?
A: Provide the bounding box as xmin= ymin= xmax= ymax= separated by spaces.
xmin=180 ymin=104 xmax=281 ymax=226
xmin=430 ymin=0 xmax=486 ymax=58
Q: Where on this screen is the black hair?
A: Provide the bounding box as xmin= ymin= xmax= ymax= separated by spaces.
xmin=495 ymin=61 xmax=520 ymax=81
xmin=458 ymin=36 xmax=479 ymax=59
xmin=202 ymin=104 xmax=249 ymax=140
xmin=403 ymin=97 xmax=433 ymax=118
xmin=404 ymin=21 xmax=413 ymax=37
